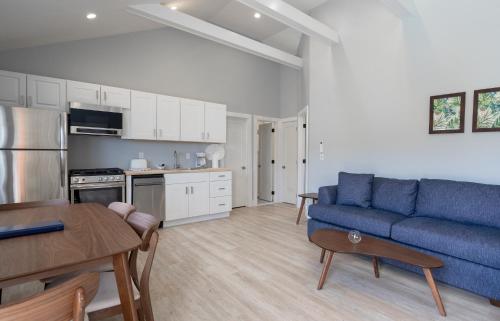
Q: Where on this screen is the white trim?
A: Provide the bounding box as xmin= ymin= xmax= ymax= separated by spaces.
xmin=226 ymin=112 xmax=253 ymax=207
xmin=252 ymin=115 xmax=279 ymax=206
xmin=128 ymin=4 xmax=303 ymax=69
xmin=297 ymin=106 xmax=309 ymax=209
xmin=237 ymin=0 xmax=340 ymax=43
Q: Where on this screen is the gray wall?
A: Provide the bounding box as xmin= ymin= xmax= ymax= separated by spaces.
xmin=0 ymin=27 xmax=298 ymax=169
xmin=305 ymin=0 xmax=500 ymax=190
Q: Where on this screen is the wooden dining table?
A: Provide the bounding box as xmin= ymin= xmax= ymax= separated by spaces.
xmin=0 ymin=203 xmax=142 ymax=321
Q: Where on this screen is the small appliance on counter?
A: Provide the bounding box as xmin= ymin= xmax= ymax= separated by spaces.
xmin=129 ymin=158 xmax=149 ymax=171
xmin=70 ymin=168 xmax=125 ymax=206
xmin=195 ymin=152 xmax=207 ymax=168
xmin=205 ymin=144 xmax=225 ymax=168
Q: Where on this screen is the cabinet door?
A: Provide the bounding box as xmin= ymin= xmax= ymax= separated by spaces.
xmin=130 ymin=91 xmax=157 ymax=140
xmin=165 ymin=184 xmax=189 ymax=221
xmin=27 ymin=75 xmax=67 ymax=112
xmin=188 ymin=182 xmax=210 ymax=217
xmin=101 ymin=85 xmax=131 ymax=109
xmin=0 ymin=70 xmax=26 ymax=107
xmin=180 ymin=99 xmax=205 ymax=142
xmin=67 ymin=80 xmax=100 ymax=105
xmin=157 ymin=95 xmax=180 ymax=141
xmin=205 ymin=103 xmax=227 ymax=143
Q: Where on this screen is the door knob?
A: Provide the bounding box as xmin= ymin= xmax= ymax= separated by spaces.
xmin=282 ymin=165 xmax=286 ymax=169
xmin=241 ymin=166 xmax=246 ymax=170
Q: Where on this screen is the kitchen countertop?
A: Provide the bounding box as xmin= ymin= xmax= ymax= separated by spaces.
xmin=124 ymin=168 xmax=231 ymax=176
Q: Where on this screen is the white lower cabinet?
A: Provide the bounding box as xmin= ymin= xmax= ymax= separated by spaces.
xmin=164 ymin=171 xmax=232 ymax=226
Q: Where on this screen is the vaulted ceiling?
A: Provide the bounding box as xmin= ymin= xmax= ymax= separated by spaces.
xmin=0 ymin=0 xmax=327 ymax=52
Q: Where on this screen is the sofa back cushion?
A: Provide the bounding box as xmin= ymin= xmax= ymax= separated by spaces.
xmin=372 ymin=177 xmax=418 ymax=215
xmin=416 ymin=179 xmax=500 ymax=228
xmin=336 ymin=172 xmax=374 ymax=208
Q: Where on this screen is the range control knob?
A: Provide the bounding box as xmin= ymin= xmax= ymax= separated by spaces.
xmin=72 ymin=177 xmax=79 ymax=183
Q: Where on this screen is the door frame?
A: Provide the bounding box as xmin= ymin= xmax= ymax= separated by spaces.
xmin=297 ymin=106 xmax=310 ymax=209
xmin=276 ymin=116 xmax=298 ymax=205
xmin=226 ymin=112 xmax=253 ymax=207
xmin=253 ymin=115 xmax=279 ymax=206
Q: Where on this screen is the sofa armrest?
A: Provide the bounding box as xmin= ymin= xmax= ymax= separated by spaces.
xmin=318 ymin=185 xmax=337 ymax=205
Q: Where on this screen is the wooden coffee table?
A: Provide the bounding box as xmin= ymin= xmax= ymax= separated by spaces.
xmin=311 ymin=229 xmax=446 ymax=316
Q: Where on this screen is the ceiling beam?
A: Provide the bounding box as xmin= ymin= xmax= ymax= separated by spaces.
xmin=127 ymin=4 xmax=303 ymax=69
xmin=378 ymin=0 xmax=417 ymax=17
xmin=237 ymin=0 xmax=339 ymax=44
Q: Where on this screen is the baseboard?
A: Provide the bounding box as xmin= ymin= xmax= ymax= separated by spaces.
xmin=163 ymin=212 xmax=230 ymax=228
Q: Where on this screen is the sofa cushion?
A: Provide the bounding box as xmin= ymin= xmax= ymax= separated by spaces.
xmin=318 ymin=185 xmax=337 ymax=205
xmin=372 ymin=177 xmax=418 ymax=216
xmin=391 ymin=217 xmax=500 ymax=269
xmin=337 ymin=172 xmax=374 ymax=208
xmin=415 ymin=179 xmax=500 ymax=228
xmin=308 ymin=204 xmax=405 ymax=238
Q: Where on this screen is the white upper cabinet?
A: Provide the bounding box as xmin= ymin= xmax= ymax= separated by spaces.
xmin=130 ymin=90 xmax=157 ymax=140
xmin=157 ymin=95 xmax=180 ymax=141
xmin=180 ymin=99 xmax=205 ymax=142
xmin=27 ymin=75 xmax=67 ymax=112
xmin=0 ymin=70 xmax=26 ymax=107
xmin=67 ymin=80 xmax=100 ymax=105
xmin=101 ymin=85 xmax=130 ymax=109
xmin=205 ymin=102 xmax=227 ymax=143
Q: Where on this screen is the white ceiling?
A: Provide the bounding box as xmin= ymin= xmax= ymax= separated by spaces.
xmin=0 ymin=0 xmax=327 ymax=52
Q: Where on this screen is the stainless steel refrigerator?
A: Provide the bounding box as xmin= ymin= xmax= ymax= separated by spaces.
xmin=0 ymin=106 xmax=68 ymax=204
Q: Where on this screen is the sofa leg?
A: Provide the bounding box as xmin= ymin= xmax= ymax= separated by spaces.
xmin=491 ymin=299 xmax=500 ymax=307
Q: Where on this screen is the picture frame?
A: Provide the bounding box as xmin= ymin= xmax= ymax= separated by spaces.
xmin=429 ymin=92 xmax=466 ymax=134
xmin=472 ymin=87 xmax=500 ymax=132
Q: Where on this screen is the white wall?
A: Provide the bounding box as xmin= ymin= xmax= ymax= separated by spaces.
xmin=305 ymin=0 xmax=500 ymax=191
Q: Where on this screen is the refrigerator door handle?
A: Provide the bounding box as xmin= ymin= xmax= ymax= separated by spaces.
xmin=60 ymin=151 xmax=66 ymax=188
xmin=59 ymin=113 xmax=67 ymax=149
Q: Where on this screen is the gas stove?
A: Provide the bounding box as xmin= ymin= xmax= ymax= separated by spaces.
xmin=69 ymin=168 xmax=125 ymax=185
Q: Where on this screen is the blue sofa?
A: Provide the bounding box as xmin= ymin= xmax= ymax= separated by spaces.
xmin=308 ymin=176 xmax=500 ymax=303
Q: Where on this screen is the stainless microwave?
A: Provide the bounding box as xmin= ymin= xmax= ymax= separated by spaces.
xmin=69 ymin=102 xmax=123 ymax=136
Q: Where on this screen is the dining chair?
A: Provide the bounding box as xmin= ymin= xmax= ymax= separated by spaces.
xmin=0 ymin=199 xmax=69 ymax=211
xmin=0 ymin=199 xmax=69 ymax=304
xmin=108 ymin=202 xmax=136 ymax=220
xmin=0 ymin=273 xmax=99 ymax=321
xmin=86 ymin=211 xmax=160 ymax=321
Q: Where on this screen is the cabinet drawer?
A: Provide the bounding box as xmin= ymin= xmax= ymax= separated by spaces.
xmin=210 ymin=180 xmax=232 ymax=197
xmin=210 ymin=196 xmax=232 ymax=214
xmin=164 ymin=173 xmax=210 ymax=185
xmin=210 ymin=171 xmax=232 ymax=181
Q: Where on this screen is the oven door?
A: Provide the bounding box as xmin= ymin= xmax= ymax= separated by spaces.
xmin=69 ymin=107 xmax=122 ymax=136
xmin=70 ymin=182 xmax=125 ymax=206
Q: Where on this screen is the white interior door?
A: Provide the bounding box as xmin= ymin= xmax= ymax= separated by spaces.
xmin=258 ymin=122 xmax=274 ymax=202
xmin=226 ymin=117 xmax=248 ymax=207
xmin=281 ymin=121 xmax=298 ymax=204
xmin=0 ymin=70 xmax=26 ymax=107
xmin=130 ymin=90 xmax=157 ymax=140
xmin=157 ymin=95 xmax=181 ymax=141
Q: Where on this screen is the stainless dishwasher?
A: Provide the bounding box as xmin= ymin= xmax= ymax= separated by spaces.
xmin=132 ymin=175 xmax=165 ymax=226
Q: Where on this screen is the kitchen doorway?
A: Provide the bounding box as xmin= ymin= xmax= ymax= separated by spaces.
xmin=225 ymin=112 xmax=252 ymax=208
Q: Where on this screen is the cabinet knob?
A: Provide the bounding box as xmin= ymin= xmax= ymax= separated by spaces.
xmin=241 ymin=166 xmax=246 ymax=170
xmin=282 ymin=165 xmax=286 ymax=169
xmin=185 ymin=186 xmax=189 ymax=194
xmin=191 ymin=186 xmax=194 ymax=194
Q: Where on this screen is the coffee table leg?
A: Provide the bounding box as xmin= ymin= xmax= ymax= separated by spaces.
xmin=320 ymin=248 xmax=326 ymax=263
xmin=296 ymin=197 xmax=306 ymax=225
xmin=317 ymin=251 xmax=334 ymax=290
xmin=423 ymin=268 xmax=446 ymax=317
xmin=372 ymin=257 xmax=380 ymax=278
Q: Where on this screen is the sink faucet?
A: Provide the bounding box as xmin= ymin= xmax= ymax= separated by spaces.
xmin=173 ymin=150 xmax=180 ymax=169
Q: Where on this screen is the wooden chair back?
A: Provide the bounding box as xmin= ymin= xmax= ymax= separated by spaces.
xmin=0 ymin=199 xmax=69 ymax=211
xmin=126 ymin=211 xmax=160 ymax=321
xmin=108 ymin=202 xmax=136 ymax=220
xmin=0 ymin=273 xmax=99 ymax=321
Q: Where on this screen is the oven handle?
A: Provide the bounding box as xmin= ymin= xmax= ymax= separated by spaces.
xmin=70 ymin=182 xmax=125 ymax=190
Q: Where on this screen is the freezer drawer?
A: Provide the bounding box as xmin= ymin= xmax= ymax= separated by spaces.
xmin=0 ymin=150 xmax=67 ymax=204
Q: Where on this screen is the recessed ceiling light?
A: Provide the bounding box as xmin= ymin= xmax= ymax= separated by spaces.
xmin=254 ymin=12 xmax=261 ymax=19
xmin=170 ymin=6 xmax=178 ymax=10
xmin=86 ymin=12 xmax=97 ymax=20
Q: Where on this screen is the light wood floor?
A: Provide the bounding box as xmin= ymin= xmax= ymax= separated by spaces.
xmin=4 ymin=204 xmax=500 ymax=320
